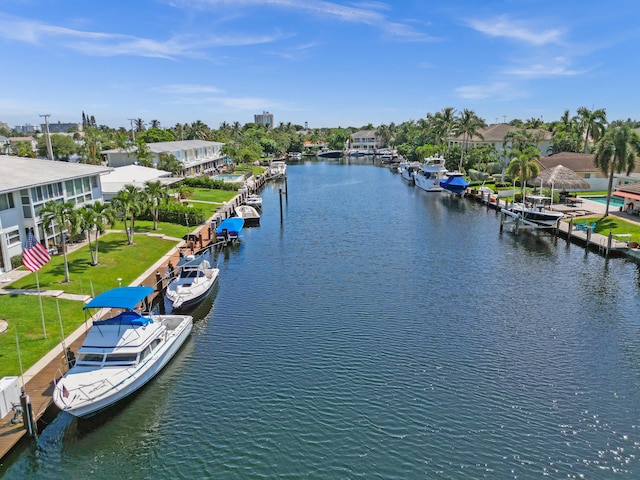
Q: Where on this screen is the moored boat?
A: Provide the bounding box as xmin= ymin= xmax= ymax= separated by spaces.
xmin=316 ymin=149 xmax=343 ymax=158
xmin=53 ymin=286 xmax=192 ymax=418
xmin=268 ymin=160 xmax=287 ymax=179
xmin=244 ymin=193 xmax=263 ymax=209
xmin=215 ymin=217 xmax=245 ymax=243
xmin=501 ymin=195 xmax=565 ymax=227
xmin=234 ymin=204 xmax=261 ymax=226
xmin=439 ymin=172 xmax=469 ymax=196
xmin=166 ymin=254 xmax=219 ymax=309
xmin=414 ymin=156 xmax=447 ymax=192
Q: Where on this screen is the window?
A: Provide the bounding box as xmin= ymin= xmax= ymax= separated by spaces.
xmin=6 ymin=230 xmax=20 ymax=246
xmin=104 ymin=353 xmax=138 ymax=365
xmin=0 ymin=193 xmax=15 ymax=211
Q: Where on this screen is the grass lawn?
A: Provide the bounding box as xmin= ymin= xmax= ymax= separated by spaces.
xmin=0 ymin=295 xmax=86 ymax=377
xmin=115 ymin=219 xmax=196 ymax=239
xmin=1 ymin=231 xmax=183 ymax=376
xmin=567 ymin=215 xmax=640 ymax=243
xmin=7 ymin=232 xmax=179 ymax=296
xmin=184 ymin=188 xmax=238 ymax=203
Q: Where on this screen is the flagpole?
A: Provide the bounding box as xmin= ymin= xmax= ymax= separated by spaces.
xmin=35 ymin=270 xmax=46 ymax=339
xmin=57 ymin=299 xmax=69 ymax=368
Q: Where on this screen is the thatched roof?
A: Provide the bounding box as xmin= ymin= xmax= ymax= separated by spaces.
xmin=532 ymin=164 xmax=590 ymax=190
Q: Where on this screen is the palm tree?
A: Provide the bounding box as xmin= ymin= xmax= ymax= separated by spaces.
xmin=39 ymin=200 xmax=78 ymax=283
xmin=112 ymin=185 xmax=146 ymax=244
xmin=432 ymin=107 xmax=457 ymax=146
xmin=594 ymin=125 xmax=640 ymax=216
xmin=134 ymin=118 xmax=146 ymax=132
xmin=144 ymin=180 xmax=169 ymax=230
xmin=453 ymin=109 xmax=487 ymax=171
xmin=505 ymin=146 xmax=541 ymax=201
xmin=577 ymin=106 xmax=607 ymax=153
xmin=78 ymin=202 xmax=116 ymax=265
xmin=149 ymin=119 xmax=161 ymax=129
xmin=134 ymin=139 xmax=153 ymax=167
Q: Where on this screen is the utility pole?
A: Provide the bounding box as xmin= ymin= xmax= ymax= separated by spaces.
xmin=39 ymin=114 xmax=54 ymax=161
xmin=127 ymin=118 xmax=136 ymax=143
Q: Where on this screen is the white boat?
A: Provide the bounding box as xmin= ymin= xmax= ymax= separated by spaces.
xmin=398 ymin=161 xmax=421 ymax=183
xmin=414 ymin=156 xmax=447 ymax=192
xmin=316 ymin=149 xmax=343 ymax=158
xmin=501 ymin=195 xmax=564 ymax=227
xmin=244 ymin=194 xmax=263 ymax=209
xmin=53 ymin=286 xmax=192 ymax=418
xmin=235 ymin=204 xmax=261 ymax=226
xmin=288 ymin=152 xmax=302 ymax=160
xmin=268 ymin=160 xmax=287 ymax=179
xmin=166 ymin=254 xmax=219 ymax=309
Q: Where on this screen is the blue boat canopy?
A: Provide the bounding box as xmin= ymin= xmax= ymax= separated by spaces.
xmin=85 ymin=286 xmax=154 ymax=310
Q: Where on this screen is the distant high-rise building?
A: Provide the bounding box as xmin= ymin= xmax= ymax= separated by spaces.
xmin=254 ymin=111 xmax=274 ymax=128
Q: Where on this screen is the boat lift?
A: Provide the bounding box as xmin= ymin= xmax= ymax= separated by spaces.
xmin=499 ymin=207 xmax=559 ymax=234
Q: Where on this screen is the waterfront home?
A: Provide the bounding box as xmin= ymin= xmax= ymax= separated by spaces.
xmin=101 ymin=140 xmax=225 ymax=177
xmin=0 ymin=156 xmax=111 ymax=273
xmin=348 ymin=130 xmax=381 ymax=154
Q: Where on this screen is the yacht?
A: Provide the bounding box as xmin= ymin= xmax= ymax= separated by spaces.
xmin=166 ymin=255 xmax=219 ymax=310
xmin=414 ymin=156 xmax=447 ymax=192
xmin=53 ymin=286 xmax=192 ymax=418
xmin=268 ymin=161 xmax=287 ymax=179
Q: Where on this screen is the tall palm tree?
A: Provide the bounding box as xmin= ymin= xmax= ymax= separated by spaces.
xmin=594 ymin=125 xmax=640 ymax=216
xmin=577 ymin=106 xmax=607 ymax=153
xmin=134 ymin=118 xmax=146 ymax=132
xmin=144 ymin=180 xmax=169 ymax=230
xmin=453 ymin=109 xmax=487 ymax=170
xmin=149 ymin=119 xmax=161 ymax=129
xmin=505 ymin=146 xmax=541 ymax=201
xmin=432 ymin=107 xmax=457 ymax=146
xmin=112 ymin=185 xmax=146 ymax=244
xmin=39 ymin=200 xmax=78 ymax=283
xmin=78 ymin=202 xmax=116 ymax=265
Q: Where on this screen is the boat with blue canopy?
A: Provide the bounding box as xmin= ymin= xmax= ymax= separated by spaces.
xmin=53 ymin=286 xmax=192 ymax=418
xmin=216 ymin=217 xmax=244 ymax=244
xmin=439 ymin=172 xmax=469 ymax=196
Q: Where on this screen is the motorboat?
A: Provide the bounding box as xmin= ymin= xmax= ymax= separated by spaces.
xmin=439 ymin=172 xmax=469 ymax=196
xmin=501 ymin=195 xmax=564 ymax=227
xmin=244 ymin=193 xmax=263 ymax=209
xmin=215 ymin=217 xmax=245 ymax=243
xmin=53 ymin=286 xmax=192 ymax=418
xmin=166 ymin=254 xmax=219 ymax=309
xmin=414 ymin=156 xmax=447 ymax=192
xmin=287 ymin=152 xmax=302 ymax=160
xmin=235 ymin=204 xmax=261 ymax=226
xmin=398 ymin=161 xmax=421 ymax=183
xmin=316 ymin=149 xmax=344 ymax=158
xmin=268 ymin=160 xmax=287 ymax=179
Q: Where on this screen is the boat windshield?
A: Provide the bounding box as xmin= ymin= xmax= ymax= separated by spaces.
xmin=103 ymin=353 xmax=138 ymax=366
xmin=77 ymin=353 xmax=104 ymax=364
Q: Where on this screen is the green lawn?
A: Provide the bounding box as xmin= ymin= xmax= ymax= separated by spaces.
xmin=567 ymin=215 xmax=640 ymax=243
xmin=184 ymin=188 xmax=238 ymax=203
xmin=0 ymin=231 xmax=183 ymax=377
xmin=7 ymin=232 xmax=179 ymax=296
xmin=0 ymin=295 xmax=86 ymax=377
xmin=118 ymin=219 xmax=195 ymax=239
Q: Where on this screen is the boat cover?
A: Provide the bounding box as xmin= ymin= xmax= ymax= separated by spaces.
xmin=93 ymin=310 xmax=152 ymax=326
xmin=216 ymin=217 xmax=245 ymax=234
xmin=440 ymin=176 xmax=469 ymax=193
xmin=176 ymin=254 xmax=210 ymax=268
xmin=85 ymin=286 xmax=154 ymax=310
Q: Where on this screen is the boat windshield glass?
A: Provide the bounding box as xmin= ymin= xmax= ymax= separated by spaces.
xmin=77 ymin=353 xmax=104 ymax=364
xmin=103 ymin=353 xmax=138 ymax=366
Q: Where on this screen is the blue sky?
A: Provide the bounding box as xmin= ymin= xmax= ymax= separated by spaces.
xmin=1 ymin=0 xmax=639 ymax=130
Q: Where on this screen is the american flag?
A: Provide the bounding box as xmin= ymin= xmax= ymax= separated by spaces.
xmin=22 ymin=229 xmax=51 ymax=272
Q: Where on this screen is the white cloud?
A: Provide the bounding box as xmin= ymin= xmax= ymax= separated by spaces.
xmin=455 ymin=82 xmax=525 ymax=101
xmin=466 ymin=15 xmax=564 ymax=46
xmin=154 ymin=84 xmax=223 ymax=95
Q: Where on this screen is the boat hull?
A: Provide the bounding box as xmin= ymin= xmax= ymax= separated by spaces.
xmin=166 ymin=271 xmax=219 ymax=310
xmin=53 ymin=316 xmax=192 ymax=418
xmin=414 ymin=174 xmax=443 ymax=192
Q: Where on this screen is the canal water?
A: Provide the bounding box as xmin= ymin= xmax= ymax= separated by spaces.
xmin=4 ymin=160 xmax=640 ymax=478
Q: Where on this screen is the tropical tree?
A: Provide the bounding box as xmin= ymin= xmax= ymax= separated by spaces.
xmin=453 ymin=109 xmax=487 ymax=170
xmin=144 ymin=180 xmax=169 ymax=230
xmin=112 ymin=185 xmax=147 ymax=244
xmin=78 ymin=202 xmax=116 ymax=265
xmin=37 ymin=134 xmax=77 ymax=161
xmin=80 ymin=127 xmax=103 ymax=164
xmin=431 ymin=107 xmax=457 ymax=146
xmin=505 ymin=146 xmax=541 ymax=201
xmin=134 ymin=118 xmax=146 ymax=132
xmin=39 ymin=200 xmax=78 ymax=282
xmin=134 ymin=139 xmax=154 ymax=167
xmin=577 ymin=106 xmax=607 ymax=153
xmin=594 ymin=125 xmax=640 ymax=216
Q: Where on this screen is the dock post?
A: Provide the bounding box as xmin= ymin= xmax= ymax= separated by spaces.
xmin=499 ymin=212 xmax=504 ymax=232
xmin=568 ymin=218 xmax=573 ymax=238
xmin=20 ymin=392 xmax=37 ymax=438
xmin=284 ymin=175 xmax=289 ymax=202
xmin=586 ymin=227 xmax=592 ymax=245
xmin=279 ymin=188 xmax=284 ymax=224
xmin=607 ymin=230 xmax=612 ymax=258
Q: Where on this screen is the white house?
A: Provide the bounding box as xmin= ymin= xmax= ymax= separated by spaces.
xmin=101 ymin=140 xmax=225 ymax=177
xmin=348 ymin=130 xmax=380 ymax=154
xmin=100 ymin=165 xmax=177 ymax=201
xmin=0 ymin=156 xmax=111 ymax=273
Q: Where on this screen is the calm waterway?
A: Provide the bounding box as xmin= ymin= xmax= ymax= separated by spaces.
xmin=4 ymin=159 xmax=640 ymax=479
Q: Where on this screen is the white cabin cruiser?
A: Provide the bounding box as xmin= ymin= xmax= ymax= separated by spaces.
xmin=166 ymin=254 xmax=219 ymax=309
xmin=414 ymin=156 xmax=448 ymax=192
xmin=53 ymin=286 xmax=192 ymax=418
